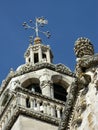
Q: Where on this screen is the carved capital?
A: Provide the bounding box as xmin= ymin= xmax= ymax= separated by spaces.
xmin=40 ymin=80 xmax=53 ymax=88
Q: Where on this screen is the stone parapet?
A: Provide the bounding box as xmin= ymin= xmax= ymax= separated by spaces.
xmin=0 ymin=87 xmax=65 ymax=130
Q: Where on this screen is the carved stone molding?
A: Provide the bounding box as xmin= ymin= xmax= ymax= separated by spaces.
xmin=75 ymin=54 xmax=98 ymax=77
xmin=74 ymin=37 xmax=94 ymax=58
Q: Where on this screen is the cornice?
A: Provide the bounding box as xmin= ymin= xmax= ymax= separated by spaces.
xmin=0 ymin=63 xmax=75 ymax=95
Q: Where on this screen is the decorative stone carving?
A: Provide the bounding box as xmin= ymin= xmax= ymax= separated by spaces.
xmin=10 ymin=80 xmax=21 ymax=90
xmin=74 ymin=37 xmax=98 ymax=81
xmin=40 ymin=80 xmax=53 ymax=89
xmin=56 ymin=64 xmax=71 ymax=72
xmin=69 ymin=82 xmax=89 ymax=130
xmin=1 ymin=91 xmax=10 ymax=107
xmin=58 ymin=79 xmax=79 ymax=130
xmin=40 ymin=80 xmax=53 ymax=97
xmin=74 ymin=37 xmax=94 ymax=58
xmin=75 ymin=54 xmax=98 ymax=77
xmin=80 ymin=86 xmax=89 ymax=96
xmin=77 ymin=73 xmax=91 ymax=90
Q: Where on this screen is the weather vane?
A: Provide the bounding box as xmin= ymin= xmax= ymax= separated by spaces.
xmin=22 ymin=17 xmax=51 ymax=43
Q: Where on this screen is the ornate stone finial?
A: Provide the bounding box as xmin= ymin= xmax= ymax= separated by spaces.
xmin=22 ymin=17 xmax=51 ymax=44
xmin=74 ymin=37 xmax=94 ymax=58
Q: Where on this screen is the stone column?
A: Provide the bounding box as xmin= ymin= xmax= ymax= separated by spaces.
xmin=37 ymin=99 xmax=41 ymax=111
xmin=40 ymin=73 xmax=54 ymax=97
xmin=50 ymin=86 xmax=54 ymax=98
xmin=39 ymin=46 xmax=42 ymax=62
xmin=47 ymin=104 xmax=51 ymax=115
xmin=30 ymin=47 xmax=34 ymax=64
xmin=50 ymin=103 xmax=55 ymax=117
xmin=43 ymin=101 xmax=47 ymax=114
xmin=56 ymin=106 xmax=61 ymax=118
xmin=40 ymin=80 xmax=53 ymax=97
xmin=18 ymin=94 xmax=26 ymax=107
xmin=30 ymin=98 xmax=35 ymax=110
xmin=46 ymin=49 xmax=51 ymax=63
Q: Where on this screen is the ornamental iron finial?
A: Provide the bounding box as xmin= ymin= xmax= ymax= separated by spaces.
xmin=22 ymin=17 xmax=51 ymax=44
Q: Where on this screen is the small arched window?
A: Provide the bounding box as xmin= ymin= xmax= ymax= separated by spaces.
xmin=21 ymin=78 xmax=41 ymax=94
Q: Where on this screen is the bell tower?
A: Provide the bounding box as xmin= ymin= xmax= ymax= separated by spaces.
xmin=1 ymin=17 xmax=98 ymax=130
xmin=0 ymin=17 xmax=75 ymax=130
xmin=24 ymin=37 xmax=53 ymax=65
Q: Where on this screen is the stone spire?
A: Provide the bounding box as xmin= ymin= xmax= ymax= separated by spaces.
xmin=74 ymin=37 xmax=94 ymax=58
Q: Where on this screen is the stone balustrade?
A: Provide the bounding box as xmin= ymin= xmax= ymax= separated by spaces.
xmin=17 ymin=92 xmax=65 ymax=118
xmin=0 ymin=89 xmax=65 ymax=130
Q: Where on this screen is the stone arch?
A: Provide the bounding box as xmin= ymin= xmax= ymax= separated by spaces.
xmin=51 ymin=75 xmax=69 ymax=89
xmin=20 ymin=74 xmax=41 ymax=93
xmin=51 ymin=75 xmax=69 ymax=102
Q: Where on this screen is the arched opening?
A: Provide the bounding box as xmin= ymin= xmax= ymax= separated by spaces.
xmin=21 ymin=78 xmax=41 ymax=94
xmin=52 ymin=75 xmax=69 ymax=102
xmin=53 ymin=83 xmax=67 ymax=102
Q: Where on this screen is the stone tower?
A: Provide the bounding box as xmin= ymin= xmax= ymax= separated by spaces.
xmin=0 ymin=36 xmax=75 ymax=130
xmin=0 ymin=18 xmax=98 ymax=130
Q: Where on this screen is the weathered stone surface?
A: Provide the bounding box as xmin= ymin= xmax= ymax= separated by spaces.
xmin=74 ymin=37 xmax=94 ymax=58
xmin=11 ymin=115 xmax=58 ymax=130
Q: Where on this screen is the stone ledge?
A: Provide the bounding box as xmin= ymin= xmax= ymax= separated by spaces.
xmin=2 ymin=106 xmax=60 ymax=130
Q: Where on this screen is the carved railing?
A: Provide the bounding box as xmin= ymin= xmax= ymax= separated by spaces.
xmin=17 ymin=93 xmax=64 ymax=118
xmin=0 ymin=88 xmax=65 ymax=130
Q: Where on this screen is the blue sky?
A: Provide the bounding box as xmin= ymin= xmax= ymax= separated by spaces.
xmin=0 ymin=0 xmax=98 ymax=83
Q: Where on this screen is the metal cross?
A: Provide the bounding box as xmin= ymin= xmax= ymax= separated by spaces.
xmin=22 ymin=17 xmax=51 ymax=43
